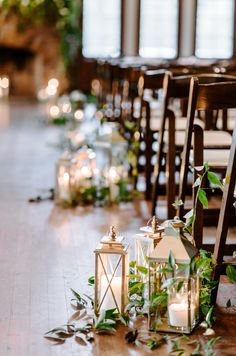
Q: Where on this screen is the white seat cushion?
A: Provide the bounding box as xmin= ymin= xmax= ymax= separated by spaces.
xmin=164 ymin=130 xmax=232 ymax=148
xmin=150 ymin=116 xmax=204 ymax=131
xmin=189 ymin=149 xmax=229 ymax=168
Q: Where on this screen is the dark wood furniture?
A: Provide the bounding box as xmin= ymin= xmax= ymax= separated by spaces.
xmin=152 ymin=73 xmax=236 ymax=219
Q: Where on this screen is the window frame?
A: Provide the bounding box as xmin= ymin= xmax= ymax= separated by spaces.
xmin=194 ymin=0 xmax=236 ymax=59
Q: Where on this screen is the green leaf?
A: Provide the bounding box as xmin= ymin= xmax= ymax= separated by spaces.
xmin=205 ymin=305 xmax=214 ymax=328
xmin=226 ymin=299 xmax=231 ymax=308
xmin=226 ymin=265 xmax=236 ymax=283
xmin=125 ymin=329 xmax=138 ymax=344
xmin=198 ymin=188 xmax=208 ymax=208
xmin=137 ymin=266 xmax=148 ymax=275
xmin=168 ymin=250 xmax=175 ymax=269
xmin=127 ymin=274 xmax=141 ymax=280
xmin=129 ymin=281 xmax=144 ymax=295
xmin=177 ymin=280 xmax=184 ymax=293
xmin=204 ymin=162 xmax=210 ymax=171
xmin=119 ymin=314 xmax=129 ymax=326
xmin=129 ymin=261 xmax=136 ymax=268
xmin=88 ymin=276 xmax=95 ymax=285
xmin=158 ymin=268 xmax=174 ymax=273
xmin=95 ymin=324 xmax=116 ymax=332
xmin=207 ymin=171 xmax=222 ymax=187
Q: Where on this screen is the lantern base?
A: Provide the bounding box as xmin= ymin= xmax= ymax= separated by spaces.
xmin=149 ymin=316 xmax=197 ymax=334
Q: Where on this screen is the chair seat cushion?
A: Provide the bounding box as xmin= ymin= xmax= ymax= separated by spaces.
xmin=164 ymin=130 xmax=232 ymax=148
xmin=189 ymin=149 xmax=229 ymax=168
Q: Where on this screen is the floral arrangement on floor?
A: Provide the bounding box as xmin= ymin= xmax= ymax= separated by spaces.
xmin=44 ymin=163 xmax=236 ymax=354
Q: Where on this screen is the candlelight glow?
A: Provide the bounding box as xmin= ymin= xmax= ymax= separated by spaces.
xmin=48 ymin=78 xmax=59 ymax=88
xmin=61 ymin=103 xmax=72 ymax=113
xmin=74 ymin=109 xmax=84 ymax=120
xmin=1 ymin=77 xmax=9 ymax=89
xmin=49 ymin=105 xmax=60 ymax=118
xmin=46 ymin=85 xmax=57 ymax=96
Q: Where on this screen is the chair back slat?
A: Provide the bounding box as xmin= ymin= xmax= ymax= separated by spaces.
xmin=196 ymin=81 xmax=236 ymax=111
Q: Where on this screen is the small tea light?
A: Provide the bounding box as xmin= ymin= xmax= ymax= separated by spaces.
xmin=0 ymin=76 xmax=10 ymax=98
xmin=48 ymin=78 xmax=59 ymax=89
xmin=49 ymin=105 xmax=60 ymax=118
xmin=74 ymin=109 xmax=84 ymax=121
xmin=55 ymin=153 xmax=73 ymax=205
xmin=107 ymin=166 xmax=120 ymax=202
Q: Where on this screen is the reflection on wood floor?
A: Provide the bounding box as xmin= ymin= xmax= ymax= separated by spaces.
xmin=0 ymin=99 xmax=235 ymax=356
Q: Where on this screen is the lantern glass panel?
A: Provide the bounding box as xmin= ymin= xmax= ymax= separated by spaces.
xmin=167 ymin=277 xmax=199 ymax=332
xmin=95 ymin=241 xmax=129 ymax=315
xmin=148 ymin=261 xmax=199 ymax=334
xmin=55 ymin=156 xmax=73 ymax=205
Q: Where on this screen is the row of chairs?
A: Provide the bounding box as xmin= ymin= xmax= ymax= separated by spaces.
xmin=94 ymin=59 xmax=236 ymax=303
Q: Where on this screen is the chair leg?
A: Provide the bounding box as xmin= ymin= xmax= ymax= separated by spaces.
xmin=145 ymin=101 xmax=152 ymax=200
xmin=211 ymin=124 xmax=236 ymax=304
xmin=193 ymin=124 xmax=204 ymax=249
xmin=167 ymin=110 xmax=176 ymax=219
xmin=178 ymin=77 xmax=199 ymax=219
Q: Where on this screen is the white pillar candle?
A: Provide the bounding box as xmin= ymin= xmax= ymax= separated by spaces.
xmin=108 ymin=167 xmax=120 ymax=202
xmin=58 ymin=172 xmax=71 ymax=201
xmin=100 ymin=274 xmax=121 ymax=311
xmin=168 ymin=302 xmax=194 ymax=328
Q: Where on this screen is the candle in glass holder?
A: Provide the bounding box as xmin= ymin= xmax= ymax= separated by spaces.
xmin=58 ymin=172 xmax=71 ymax=201
xmin=100 ymin=275 xmax=121 ymax=310
xmin=107 ymin=166 xmax=120 ymax=202
xmin=168 ymin=302 xmax=194 ymax=328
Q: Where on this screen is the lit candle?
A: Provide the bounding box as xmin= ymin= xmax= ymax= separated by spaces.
xmin=168 ymin=302 xmax=195 ymax=328
xmin=58 ymin=172 xmax=71 ymax=201
xmin=0 ymin=76 xmax=10 ymax=98
xmin=49 ymin=105 xmax=60 ymax=119
xmin=100 ymin=274 xmax=121 ymax=310
xmin=107 ymin=167 xmax=120 ymax=202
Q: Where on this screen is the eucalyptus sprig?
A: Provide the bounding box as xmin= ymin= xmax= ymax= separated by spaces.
xmin=184 ymin=162 xmax=223 ymax=234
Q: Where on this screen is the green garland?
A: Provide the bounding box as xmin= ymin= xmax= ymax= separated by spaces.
xmin=0 ymin=0 xmax=82 ymax=67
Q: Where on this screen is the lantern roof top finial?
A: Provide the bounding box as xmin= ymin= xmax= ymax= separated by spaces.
xmin=151 ymin=216 xmax=159 ymax=233
xmin=109 ymin=226 xmax=116 ymax=241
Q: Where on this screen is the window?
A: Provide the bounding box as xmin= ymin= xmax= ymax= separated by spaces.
xmin=82 ymin=0 xmax=121 ymax=58
xmin=195 ymin=0 xmax=234 ymax=58
xmin=139 ymin=0 xmax=179 ymax=58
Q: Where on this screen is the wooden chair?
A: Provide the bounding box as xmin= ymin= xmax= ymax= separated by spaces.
xmin=137 ymin=69 xmax=166 ymax=199
xmin=212 ymin=122 xmax=236 ymax=303
xmin=177 ymin=78 xmax=236 ymax=247
xmin=152 ymin=73 xmax=236 ymax=218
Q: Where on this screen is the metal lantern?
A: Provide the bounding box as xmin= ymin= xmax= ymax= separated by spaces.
xmin=94 ymin=226 xmax=129 ymax=315
xmin=148 ymin=216 xmax=199 ymax=334
xmin=94 ymin=122 xmax=128 ymax=171
xmin=135 ymin=216 xmax=164 ymax=269
xmin=55 ymin=152 xmax=73 ymax=205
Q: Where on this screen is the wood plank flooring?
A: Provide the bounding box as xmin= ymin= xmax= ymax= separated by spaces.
xmin=0 ymin=99 xmax=235 ymax=356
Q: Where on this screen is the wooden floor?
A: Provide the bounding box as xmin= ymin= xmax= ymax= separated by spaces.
xmin=0 ymin=99 xmax=236 ymax=356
